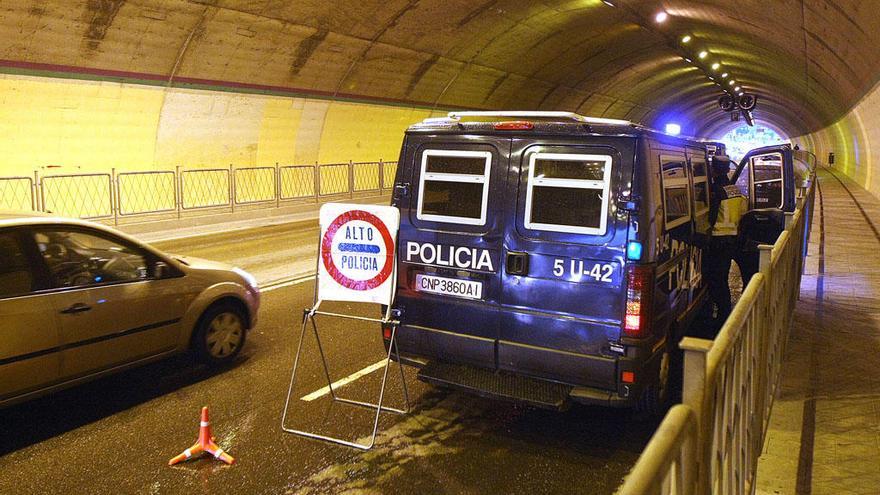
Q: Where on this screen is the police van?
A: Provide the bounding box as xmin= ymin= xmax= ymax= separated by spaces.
xmin=385 ymin=111 xmax=714 ymax=414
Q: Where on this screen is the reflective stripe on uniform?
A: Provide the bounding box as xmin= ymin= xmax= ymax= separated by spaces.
xmin=713 ymin=191 xmax=747 ymax=237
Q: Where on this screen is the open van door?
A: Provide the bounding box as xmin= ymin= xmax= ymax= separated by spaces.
xmin=732 ymin=144 xmax=793 ymax=248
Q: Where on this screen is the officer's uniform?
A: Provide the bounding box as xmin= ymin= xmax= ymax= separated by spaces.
xmin=705 ymin=157 xmax=747 ymax=325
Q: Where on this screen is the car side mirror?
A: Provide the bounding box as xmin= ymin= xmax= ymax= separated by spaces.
xmin=154 ymin=261 xmax=169 ymax=279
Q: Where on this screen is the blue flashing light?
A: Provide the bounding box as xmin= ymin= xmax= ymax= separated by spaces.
xmin=94 ymin=276 xmax=103 ymax=282
xmin=627 ymin=241 xmax=643 ymax=261
xmin=665 ymin=123 xmax=681 ymax=136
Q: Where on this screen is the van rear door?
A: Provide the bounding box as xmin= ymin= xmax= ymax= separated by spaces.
xmin=497 ymin=138 xmax=632 ymax=388
xmin=395 ymin=136 xmax=509 ymax=369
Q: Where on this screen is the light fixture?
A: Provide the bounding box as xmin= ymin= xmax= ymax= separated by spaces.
xmin=721 ymin=72 xmax=728 ymax=78
xmin=684 ymin=57 xmax=693 ymax=63
xmin=738 ymin=92 xmax=744 ymax=96
xmin=681 ymin=35 xmax=692 ymax=43
xmin=698 ymin=51 xmax=708 ymax=59
xmin=729 ymin=80 xmax=735 ymax=85
xmin=655 ymin=11 xmax=668 ymax=23
xmin=711 ymin=62 xmax=720 ymax=70
xmin=627 ymin=241 xmax=643 ymax=260
xmin=734 ymin=86 xmax=741 ymax=91
xmin=602 ymin=0 xmax=615 ymax=6
xmin=709 ymin=77 xmax=715 ymax=81
xmin=665 ymin=123 xmax=681 ymax=136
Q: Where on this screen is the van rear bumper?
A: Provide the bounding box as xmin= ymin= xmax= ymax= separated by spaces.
xmin=392 ymin=348 xmax=637 ymax=409
xmin=394 ymin=324 xmax=618 ymax=389
xmin=569 ymin=385 xmax=633 ymax=408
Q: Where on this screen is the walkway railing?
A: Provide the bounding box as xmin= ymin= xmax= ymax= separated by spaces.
xmin=4 ymin=160 xmax=397 ymax=224
xmin=618 ymin=180 xmax=816 ymax=495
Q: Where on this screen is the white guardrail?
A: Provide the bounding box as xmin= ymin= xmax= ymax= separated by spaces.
xmin=1 ymin=160 xmax=397 ymax=225
xmin=618 ymin=179 xmax=816 ymax=495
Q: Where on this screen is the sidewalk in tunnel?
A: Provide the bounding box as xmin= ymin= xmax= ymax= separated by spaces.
xmin=115 ymin=193 xmax=390 ymax=244
xmin=756 ymin=168 xmax=880 ymax=495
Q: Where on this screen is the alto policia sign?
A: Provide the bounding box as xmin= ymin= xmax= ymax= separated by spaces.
xmin=283 ymin=202 xmax=408 ymax=451
xmin=318 ymin=203 xmax=400 ymax=305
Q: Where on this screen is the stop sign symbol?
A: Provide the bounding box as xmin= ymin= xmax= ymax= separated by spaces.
xmin=321 ymin=210 xmax=395 ymax=291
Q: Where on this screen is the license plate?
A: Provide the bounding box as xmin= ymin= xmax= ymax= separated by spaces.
xmin=414 ymin=274 xmax=483 ymax=300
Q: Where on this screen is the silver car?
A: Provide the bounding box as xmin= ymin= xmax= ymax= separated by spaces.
xmin=0 ymin=212 xmax=260 ymax=407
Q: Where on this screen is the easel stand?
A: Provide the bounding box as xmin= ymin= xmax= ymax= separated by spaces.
xmin=280 ymin=306 xmax=411 ymax=450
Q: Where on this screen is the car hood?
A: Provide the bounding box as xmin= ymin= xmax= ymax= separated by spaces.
xmin=170 ymin=254 xmax=236 ymax=272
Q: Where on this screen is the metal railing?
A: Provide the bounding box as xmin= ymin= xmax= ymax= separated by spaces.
xmin=0 ymin=177 xmax=34 ymax=211
xmin=41 ymin=173 xmax=113 ymax=219
xmin=618 ymin=405 xmax=699 ymax=495
xmin=618 ymin=179 xmax=816 ymax=495
xmin=117 ymin=171 xmax=176 ymax=215
xmin=4 ymin=160 xmax=396 ymax=224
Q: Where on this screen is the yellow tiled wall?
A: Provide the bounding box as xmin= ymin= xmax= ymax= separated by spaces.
xmin=0 ymin=73 xmax=443 ymax=176
xmin=0 ymin=75 xmax=163 ymax=172
xmin=795 ymin=81 xmax=880 ymax=197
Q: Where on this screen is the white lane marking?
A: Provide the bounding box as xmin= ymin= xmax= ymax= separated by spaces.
xmin=261 ymin=274 xmax=316 ymax=292
xmin=300 ymin=359 xmax=390 ymax=402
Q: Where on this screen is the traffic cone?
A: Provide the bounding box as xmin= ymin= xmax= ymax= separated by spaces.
xmin=168 ymin=407 xmax=235 ymax=466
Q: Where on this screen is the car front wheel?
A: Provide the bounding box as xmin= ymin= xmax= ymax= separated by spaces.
xmin=193 ymin=303 xmax=247 ymax=366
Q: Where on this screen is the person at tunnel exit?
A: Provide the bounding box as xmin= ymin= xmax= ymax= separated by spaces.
xmin=704 ymin=154 xmax=748 ymax=334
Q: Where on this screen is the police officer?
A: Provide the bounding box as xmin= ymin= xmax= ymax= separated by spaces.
xmin=705 ymin=154 xmax=748 ymax=328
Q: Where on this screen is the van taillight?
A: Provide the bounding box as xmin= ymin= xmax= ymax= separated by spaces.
xmin=623 ymin=264 xmax=654 ymax=338
xmin=494 ymin=121 xmax=534 ymax=130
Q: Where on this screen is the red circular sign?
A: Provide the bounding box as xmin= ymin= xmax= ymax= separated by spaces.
xmin=321 ymin=210 xmax=394 ymax=291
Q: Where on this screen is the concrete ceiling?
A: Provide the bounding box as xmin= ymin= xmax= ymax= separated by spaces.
xmin=1 ymin=0 xmax=878 ymax=138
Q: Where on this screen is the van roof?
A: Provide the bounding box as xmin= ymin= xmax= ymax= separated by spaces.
xmin=406 ymin=111 xmax=703 ymax=146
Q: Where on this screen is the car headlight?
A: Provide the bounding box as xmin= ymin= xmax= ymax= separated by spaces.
xmin=233 ymin=267 xmax=258 ymax=290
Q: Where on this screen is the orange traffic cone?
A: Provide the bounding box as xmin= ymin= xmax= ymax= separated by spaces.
xmin=168 ymin=407 xmax=235 ymax=466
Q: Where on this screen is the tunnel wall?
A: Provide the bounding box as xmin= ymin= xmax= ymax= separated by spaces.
xmin=0 ymin=73 xmax=441 ymax=176
xmin=793 ymin=79 xmax=880 ymax=197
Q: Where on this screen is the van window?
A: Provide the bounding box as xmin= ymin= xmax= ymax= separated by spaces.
xmin=661 ymin=156 xmax=691 ymax=229
xmin=524 ymin=153 xmax=612 ymax=235
xmin=691 ymin=158 xmax=709 ymax=215
xmin=417 ymin=150 xmax=492 ymax=225
xmin=752 ymin=152 xmax=783 ymax=208
xmin=0 ymin=232 xmax=35 ymax=298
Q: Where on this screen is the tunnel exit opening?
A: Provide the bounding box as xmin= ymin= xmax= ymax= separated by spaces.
xmin=716 ymin=124 xmax=789 ymax=163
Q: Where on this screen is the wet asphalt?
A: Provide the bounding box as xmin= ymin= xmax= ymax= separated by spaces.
xmin=0 ymin=224 xmax=667 ymax=495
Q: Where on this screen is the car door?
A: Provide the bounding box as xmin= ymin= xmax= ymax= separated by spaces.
xmin=0 ymin=229 xmax=62 ymax=402
xmin=497 ymin=138 xmax=631 ymax=387
xmin=30 ymin=226 xmax=189 ymax=380
xmin=395 ymin=137 xmax=509 ymax=369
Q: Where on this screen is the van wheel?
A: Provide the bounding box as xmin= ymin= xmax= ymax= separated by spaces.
xmin=193 ymin=303 xmax=247 ymax=366
xmin=636 ymin=351 xmax=671 ymax=417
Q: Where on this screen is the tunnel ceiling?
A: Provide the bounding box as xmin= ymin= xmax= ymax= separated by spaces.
xmin=2 ymin=0 xmax=879 ymax=138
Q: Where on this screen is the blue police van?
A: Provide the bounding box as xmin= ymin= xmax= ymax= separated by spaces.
xmin=385 ymin=112 xmax=715 ymax=414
